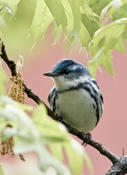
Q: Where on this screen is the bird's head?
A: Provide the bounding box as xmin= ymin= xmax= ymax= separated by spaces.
xmin=44 ymin=59 xmax=91 ymax=91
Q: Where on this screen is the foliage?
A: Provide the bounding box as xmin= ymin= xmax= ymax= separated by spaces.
xmin=0 ymin=165 xmax=3 ymax=175
xmin=0 ymin=0 xmax=127 ymax=76
xmin=0 ymin=0 xmax=127 ymax=174
xmin=0 ymin=67 xmax=7 ymax=95
xmin=0 ymin=96 xmax=93 ymax=175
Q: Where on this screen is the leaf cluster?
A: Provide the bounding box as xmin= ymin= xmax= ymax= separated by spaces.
xmin=0 ymin=0 xmax=127 ymax=75
xmin=0 ymin=96 xmax=92 ymax=175
xmin=0 ymin=1 xmax=127 ymax=174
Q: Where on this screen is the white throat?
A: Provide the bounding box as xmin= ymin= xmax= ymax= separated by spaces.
xmin=53 ymin=75 xmax=89 ymax=91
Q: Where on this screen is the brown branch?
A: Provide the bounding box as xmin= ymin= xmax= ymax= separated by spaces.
xmin=1 ymin=41 xmax=127 ymax=175
xmin=1 ymin=42 xmax=17 ymax=76
xmin=106 ymin=156 xmax=127 ymax=175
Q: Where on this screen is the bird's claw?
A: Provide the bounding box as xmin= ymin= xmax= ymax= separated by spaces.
xmin=56 ymin=114 xmax=63 ymax=121
xmin=82 ymin=133 xmax=92 ymax=146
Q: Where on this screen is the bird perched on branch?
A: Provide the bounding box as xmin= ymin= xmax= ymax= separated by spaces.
xmin=44 ymin=59 xmax=103 ymax=134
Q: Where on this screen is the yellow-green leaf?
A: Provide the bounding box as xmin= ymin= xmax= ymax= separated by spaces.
xmin=44 ymin=0 xmax=67 ymax=29
xmin=102 ymin=52 xmax=114 ymax=75
xmin=68 ymin=0 xmax=81 ymax=33
xmin=30 ymin=0 xmax=53 ymax=43
xmin=79 ymin=22 xmax=91 ymax=48
xmin=64 ymin=141 xmax=84 ymax=175
xmin=50 ymin=143 xmax=64 ymax=162
xmin=0 ymin=68 xmax=7 ymax=95
xmin=0 ymin=164 xmax=3 ymax=175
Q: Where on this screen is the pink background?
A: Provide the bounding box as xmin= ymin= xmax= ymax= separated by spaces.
xmin=1 ymin=33 xmax=127 ymax=175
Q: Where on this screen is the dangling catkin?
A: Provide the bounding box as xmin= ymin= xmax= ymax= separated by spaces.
xmin=1 ymin=73 xmax=25 ymax=161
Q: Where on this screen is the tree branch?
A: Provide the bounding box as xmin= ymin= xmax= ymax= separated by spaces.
xmin=1 ymin=42 xmax=17 ymax=76
xmin=1 ymin=41 xmax=127 ymax=175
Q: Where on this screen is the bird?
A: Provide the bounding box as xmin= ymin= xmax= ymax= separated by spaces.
xmin=44 ymin=59 xmax=103 ymax=134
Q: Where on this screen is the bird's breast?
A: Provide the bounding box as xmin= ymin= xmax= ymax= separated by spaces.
xmin=55 ymin=89 xmax=97 ymax=133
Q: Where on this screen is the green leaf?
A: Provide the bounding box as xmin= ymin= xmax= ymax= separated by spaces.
xmin=64 ymin=34 xmax=75 ymax=51
xmin=113 ymin=3 xmax=127 ymax=20
xmin=88 ymin=0 xmax=112 ymax=15
xmin=50 ymin=143 xmax=64 ymax=162
xmin=44 ymin=0 xmax=67 ymax=29
xmin=79 ymin=22 xmax=91 ymax=48
xmin=0 ymin=0 xmax=20 ymax=14
xmin=67 ymin=0 xmax=81 ymax=34
xmin=30 ymin=0 xmax=53 ymax=44
xmin=88 ymin=18 xmax=127 ymax=76
xmin=61 ymin=0 xmax=73 ymax=33
xmin=17 ymin=103 xmax=33 ymax=112
xmin=87 ymin=59 xmax=100 ymax=77
xmin=104 ymin=23 xmax=125 ymax=50
xmin=64 ymin=141 xmax=84 ymax=175
xmin=93 ymin=18 xmax=127 ymax=48
xmin=0 ymin=16 xmax=6 ymax=30
xmin=13 ymin=0 xmax=36 ymax=27
xmin=1 ymin=0 xmax=37 ymax=57
xmin=14 ymin=141 xmax=71 ymax=175
xmin=0 ymin=117 xmax=10 ymax=135
xmin=0 ymin=96 xmax=38 ymax=134
xmin=0 ymin=97 xmax=71 ymax=175
xmin=80 ymin=0 xmax=99 ymax=19
xmin=101 ymin=0 xmax=123 ymax=20
xmin=81 ymin=14 xmax=100 ymax=37
xmin=53 ymin=25 xmax=63 ymax=44
xmin=102 ymin=51 xmax=114 ymax=75
xmin=0 ymin=96 xmax=92 ymax=175
xmin=38 ymin=146 xmax=71 ymax=175
xmin=88 ymin=49 xmax=114 ymax=77
xmin=114 ymin=38 xmax=126 ymax=52
xmin=64 ymin=139 xmax=93 ymax=175
xmin=32 ymin=104 xmax=92 ymax=174
xmin=0 ymin=165 xmax=3 ymax=175
xmin=32 ymin=104 xmax=68 ymax=143
xmin=0 ymin=68 xmax=7 ymax=95
xmin=83 ymin=150 xmax=94 ymax=175
xmin=100 ymin=0 xmax=127 ymax=22
xmin=0 ymin=96 xmax=16 ymax=105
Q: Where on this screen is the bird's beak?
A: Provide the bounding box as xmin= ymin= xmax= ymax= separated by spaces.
xmin=43 ymin=72 xmax=58 ymax=77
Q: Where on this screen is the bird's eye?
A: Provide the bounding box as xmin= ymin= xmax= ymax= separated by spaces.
xmin=62 ymin=69 xmax=69 ymax=75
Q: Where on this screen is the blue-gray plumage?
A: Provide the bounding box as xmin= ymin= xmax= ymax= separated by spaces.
xmin=44 ymin=59 xmax=103 ymax=133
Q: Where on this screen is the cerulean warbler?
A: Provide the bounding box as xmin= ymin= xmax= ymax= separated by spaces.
xmin=44 ymin=59 xmax=103 ymax=133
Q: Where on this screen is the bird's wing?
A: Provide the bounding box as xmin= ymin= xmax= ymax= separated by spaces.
xmin=91 ymin=79 xmax=103 ymax=103
xmin=81 ymin=79 xmax=103 ymax=124
xmin=48 ymin=87 xmax=57 ymax=112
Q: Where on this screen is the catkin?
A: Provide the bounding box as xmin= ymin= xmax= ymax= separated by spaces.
xmin=8 ymin=73 xmax=25 ymax=103
xmin=1 ymin=73 xmax=25 ymax=161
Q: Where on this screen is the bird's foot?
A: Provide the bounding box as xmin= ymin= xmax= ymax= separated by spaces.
xmin=56 ymin=114 xmax=63 ymax=121
xmin=82 ymin=133 xmax=92 ymax=146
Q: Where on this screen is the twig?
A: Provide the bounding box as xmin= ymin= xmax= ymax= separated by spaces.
xmin=1 ymin=42 xmax=17 ymax=76
xmin=1 ymin=41 xmax=127 ymax=175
